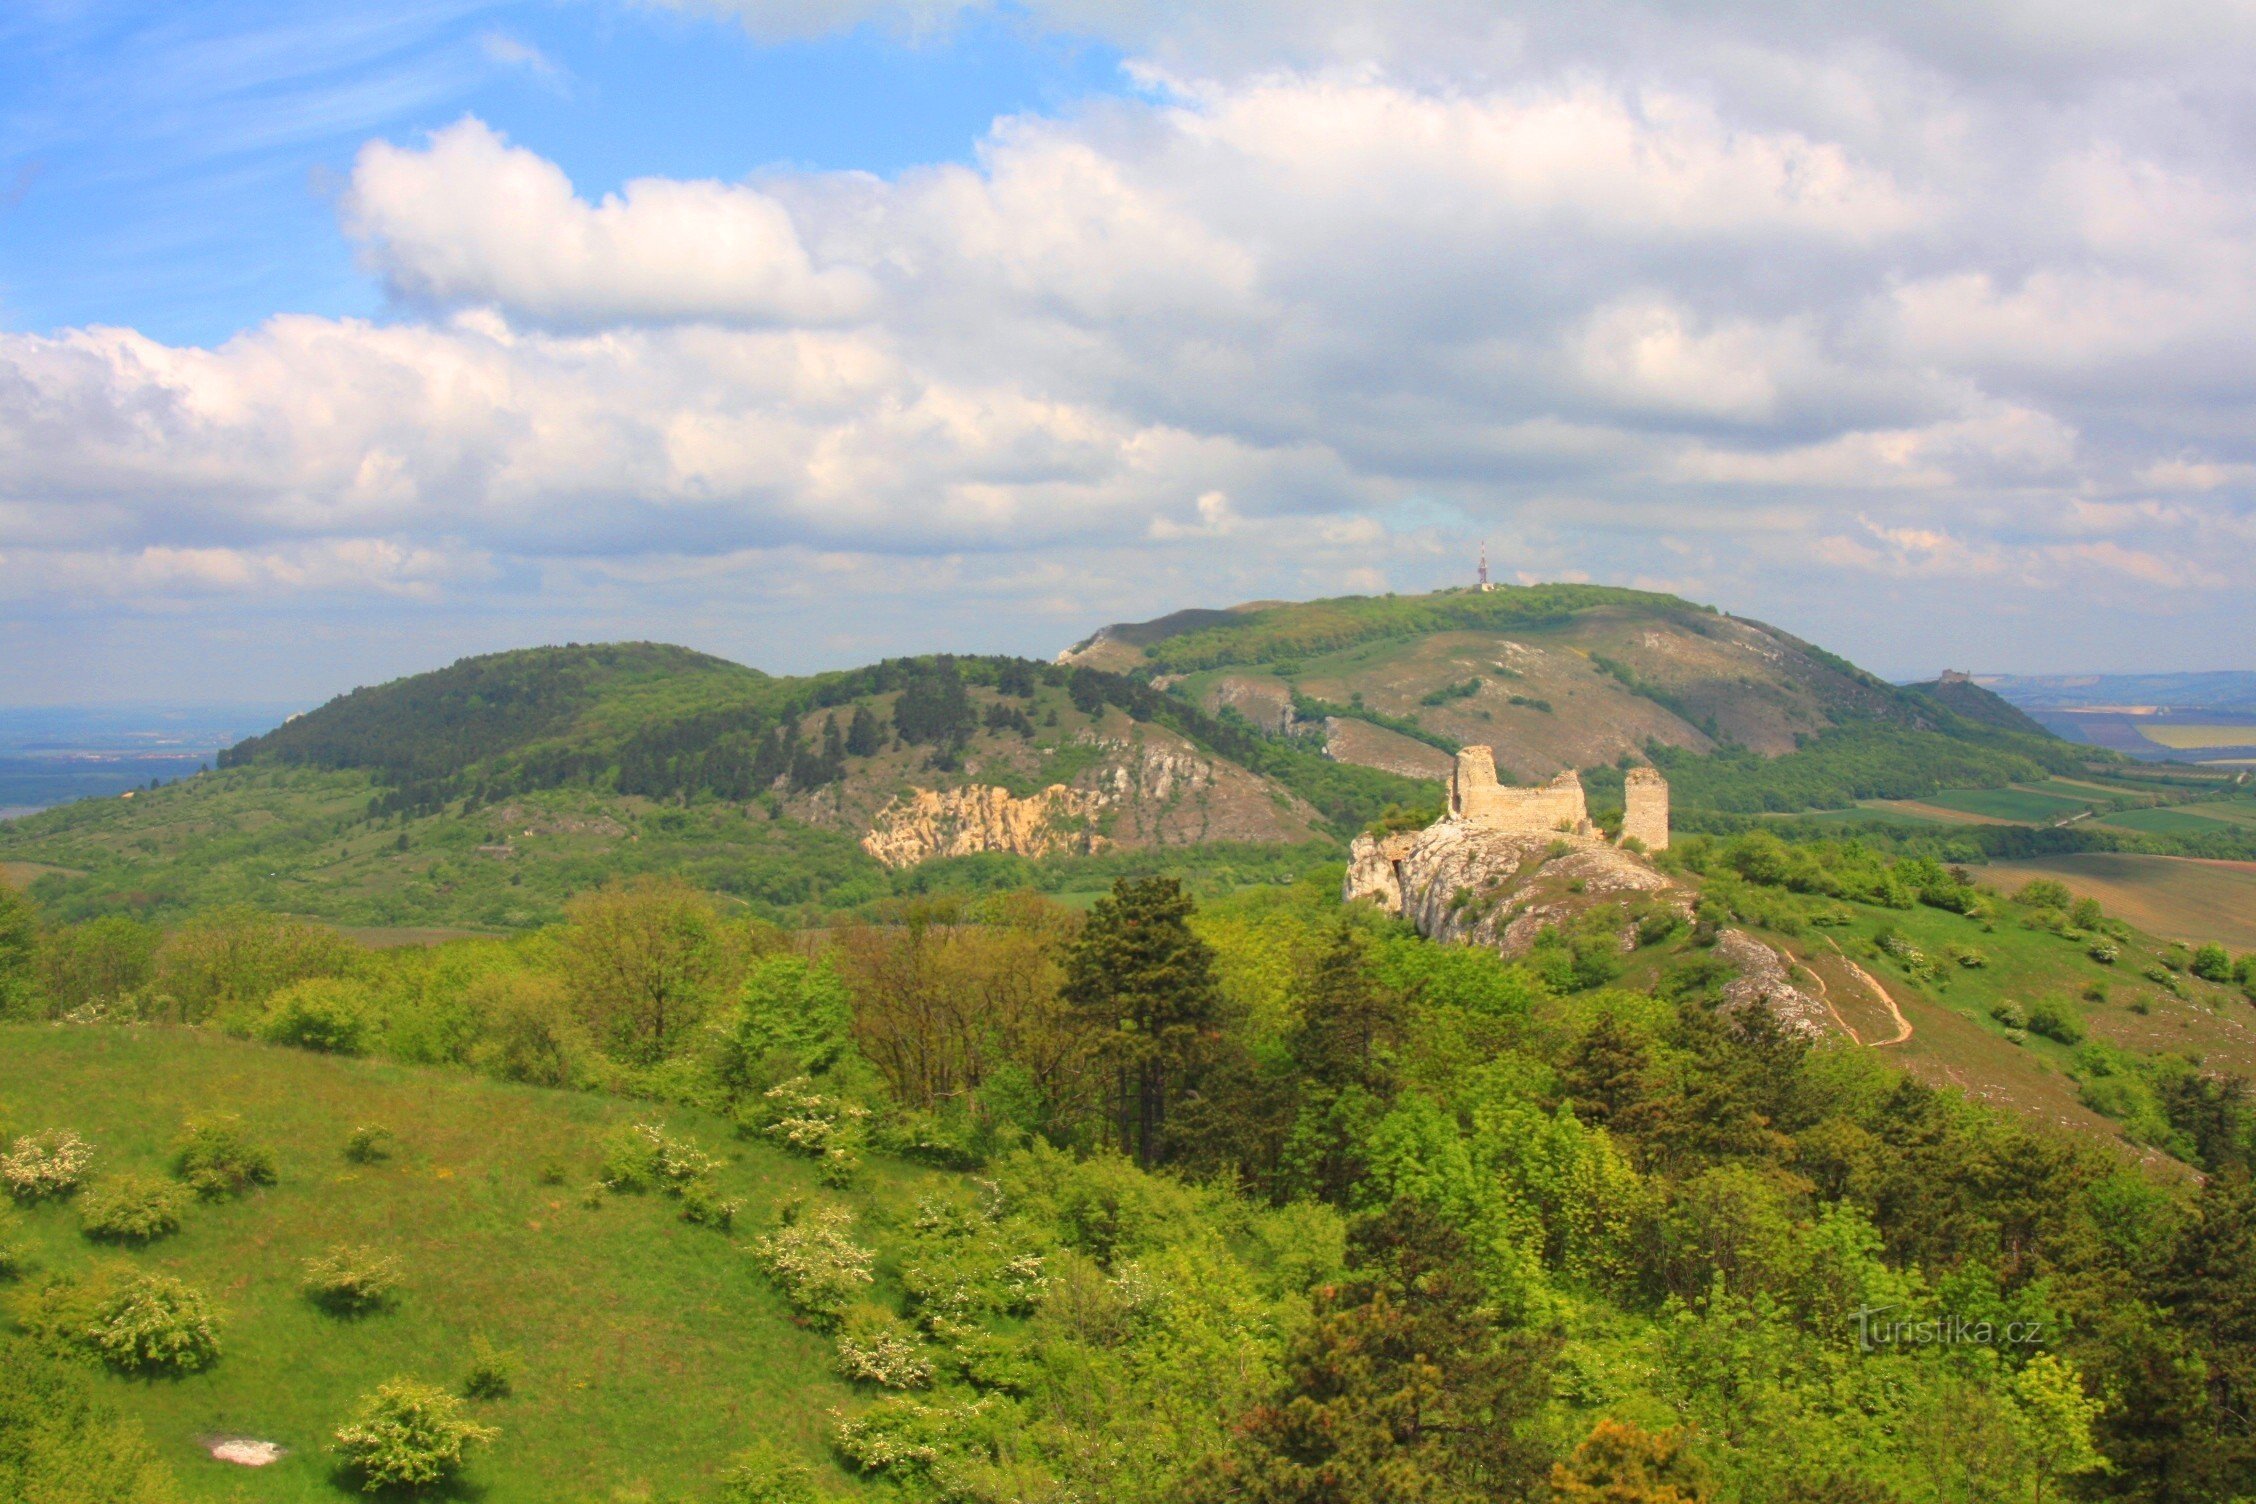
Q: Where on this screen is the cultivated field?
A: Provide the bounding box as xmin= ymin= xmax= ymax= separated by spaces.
xmin=2135 ymin=724 xmax=2256 ymax=750
xmin=1973 ymin=852 xmax=2256 ymax=951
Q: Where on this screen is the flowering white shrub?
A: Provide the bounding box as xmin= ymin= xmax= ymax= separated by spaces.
xmin=830 ymin=1395 xmax=993 ymax=1480
xmin=600 ymin=1121 xmax=721 ymax=1193
xmin=333 ymin=1377 xmax=498 ymax=1489
xmin=752 ymin=1203 xmax=874 ymax=1327
xmin=760 ymin=1078 xmax=869 ymax=1157
xmin=835 ymin=1306 xmax=935 ymax=1389
xmin=2 ymin=1129 xmax=94 ymax=1201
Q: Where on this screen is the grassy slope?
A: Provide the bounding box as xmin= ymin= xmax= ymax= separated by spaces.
xmin=0 ymin=1028 xmax=897 ymax=1503
xmin=1973 ymin=853 xmax=2256 ymax=952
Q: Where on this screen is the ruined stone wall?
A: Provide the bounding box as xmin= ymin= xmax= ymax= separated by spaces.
xmin=1621 ymin=766 xmax=1669 ymax=851
xmin=1450 ymin=746 xmax=1590 ymax=835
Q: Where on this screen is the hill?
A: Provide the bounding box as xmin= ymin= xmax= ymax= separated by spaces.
xmin=1902 ymin=671 xmax=2054 ymax=738
xmin=8 ymin=582 xmax=2236 ymax=931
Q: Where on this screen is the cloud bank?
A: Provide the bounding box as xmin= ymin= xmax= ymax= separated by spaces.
xmin=3 ymin=0 xmax=2252 ymax=697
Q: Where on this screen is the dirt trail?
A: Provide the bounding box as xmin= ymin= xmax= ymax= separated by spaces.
xmin=1798 ymin=939 xmax=1913 ymax=1048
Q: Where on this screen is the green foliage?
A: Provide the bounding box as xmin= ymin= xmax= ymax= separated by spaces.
xmin=151 ymin=909 xmax=355 ymax=1024
xmin=1062 ymin=877 xmax=1225 ymax=1167
xmin=717 ymin=955 xmax=857 ymax=1090
xmin=0 ymin=880 xmax=36 ymax=1022
xmin=1651 ymin=719 xmax=2068 ymax=814
xmin=332 ymin=1376 xmax=500 ymax=1491
xmin=751 ymin=1201 xmax=875 ymax=1327
xmin=2191 ymin=942 xmax=2234 ymax=982
xmin=302 ymin=1244 xmax=405 ymax=1316
xmin=2025 ymin=998 xmax=2087 ymax=1045
xmin=0 ymin=1331 xmax=183 ymax=1503
xmin=835 ymin=1303 xmax=936 ymax=1388
xmin=77 ymin=1174 xmax=189 ymax=1245
xmin=461 ymin=1333 xmax=515 ymax=1399
xmin=599 ymin=1120 xmax=722 ymax=1195
xmin=1549 ymin=1419 xmax=1710 ymax=1503
xmin=715 ymin=1442 xmax=822 ymax=1504
xmin=1 ymin=1128 xmax=94 ymax=1201
xmin=257 ymin=975 xmax=374 ymax=1053
xmin=21 ymin=1268 xmax=222 ymax=1374
xmin=170 ymin=1114 xmax=277 ymax=1198
xmin=344 ymin=1122 xmax=397 ymax=1163
xmin=34 ymin=914 xmax=158 ymax=1019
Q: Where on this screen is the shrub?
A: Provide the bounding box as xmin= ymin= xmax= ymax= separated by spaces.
xmin=333 ymin=1377 xmax=498 ymax=1491
xmin=2191 ymin=943 xmax=2234 ymax=983
xmin=0 ymin=1206 xmax=26 ymax=1279
xmin=2069 ymin=897 xmax=2105 ymax=931
xmin=461 ymin=1334 xmax=514 ymax=1399
xmin=343 ymin=1124 xmax=397 ymax=1164
xmin=257 ymin=976 xmax=373 ymax=1054
xmin=1989 ymin=1001 xmax=2026 ymax=1030
xmin=303 ymin=1245 xmax=404 ymax=1315
xmin=2016 ymin=880 xmax=2072 ymax=910
xmin=677 ymin=1179 xmax=743 ymax=1231
xmin=1 ymin=1130 xmax=94 ymax=1201
xmin=78 ymin=1174 xmax=190 ymax=1245
xmin=1944 ymin=943 xmax=1987 ymax=969
xmin=2088 ymin=941 xmax=2120 ymax=965
xmin=171 ymin=1115 xmax=277 ymax=1199
xmin=752 ymin=1203 xmax=876 ymax=1327
xmin=23 ymin=1269 xmax=222 ymax=1374
xmin=716 ymin=1442 xmax=820 ymax=1504
xmin=2026 ymin=999 xmax=2087 ymax=1045
xmin=599 ymin=1121 xmax=721 ymax=1195
xmin=835 ymin=1306 xmax=935 ymax=1389
xmin=465 ymin=972 xmax=583 ymax=1088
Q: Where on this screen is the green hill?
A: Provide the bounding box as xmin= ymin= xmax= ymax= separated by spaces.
xmin=11 ymin=583 xmax=2238 ymax=931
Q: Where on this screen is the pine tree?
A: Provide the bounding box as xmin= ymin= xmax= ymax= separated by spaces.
xmin=1205 ymin=1199 xmax=1553 ymax=1504
xmin=844 ymin=705 xmax=883 ymax=757
xmin=1060 ymin=877 xmax=1224 ymax=1167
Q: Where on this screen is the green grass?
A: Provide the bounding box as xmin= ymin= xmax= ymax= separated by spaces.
xmin=1797 ymin=805 xmax=1963 ymax=827
xmin=2095 ymin=806 xmax=2242 ymax=836
xmin=1918 ymin=785 xmax=2094 ymax=822
xmin=0 ymin=1029 xmax=897 ymax=1503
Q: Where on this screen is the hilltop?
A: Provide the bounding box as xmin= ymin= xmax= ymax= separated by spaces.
xmin=8 ymin=582 xmax=2253 ymax=930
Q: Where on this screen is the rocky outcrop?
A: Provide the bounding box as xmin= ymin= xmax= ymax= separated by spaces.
xmin=1345 ymin=819 xmax=1677 ymax=956
xmin=1711 ymin=929 xmax=1832 ymax=1039
xmin=860 ymin=785 xmax=1104 ymax=868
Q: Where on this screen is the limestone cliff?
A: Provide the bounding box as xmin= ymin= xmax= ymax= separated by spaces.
xmin=860 ymin=785 xmax=1104 ymax=868
xmin=1345 ymin=820 xmax=1677 ymax=955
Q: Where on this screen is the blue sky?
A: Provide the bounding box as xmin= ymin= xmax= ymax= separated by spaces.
xmin=2 ymin=0 xmax=2252 ymax=706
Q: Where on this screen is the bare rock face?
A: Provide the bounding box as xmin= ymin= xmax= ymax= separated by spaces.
xmin=1345 ymin=819 xmax=1677 ymax=957
xmin=861 ymin=785 xmax=1104 ymax=868
xmin=1710 ymin=929 xmax=1832 ymax=1039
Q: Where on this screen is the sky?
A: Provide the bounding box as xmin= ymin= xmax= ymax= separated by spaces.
xmin=2 ymin=0 xmax=2253 ymax=706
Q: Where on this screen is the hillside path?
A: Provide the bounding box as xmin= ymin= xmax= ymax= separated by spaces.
xmin=1800 ymin=939 xmax=1913 ymax=1048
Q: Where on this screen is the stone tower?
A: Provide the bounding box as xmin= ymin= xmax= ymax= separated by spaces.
xmin=1621 ymin=766 xmax=1669 ymax=851
xmin=1451 ymin=746 xmax=1591 ymax=835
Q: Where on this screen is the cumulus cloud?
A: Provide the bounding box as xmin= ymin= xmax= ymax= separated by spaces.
xmin=3 ymin=0 xmax=2254 ymax=692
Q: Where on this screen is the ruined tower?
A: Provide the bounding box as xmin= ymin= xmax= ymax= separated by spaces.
xmin=1621 ymin=766 xmax=1670 ymax=851
xmin=1450 ymin=746 xmax=1591 ymax=835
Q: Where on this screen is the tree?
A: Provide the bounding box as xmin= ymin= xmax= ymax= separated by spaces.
xmin=559 ymin=878 xmax=726 ymax=1064
xmin=2006 ymin=1354 xmax=2107 ymax=1503
xmin=1061 ymin=877 xmax=1224 ymax=1166
xmin=0 ymin=879 xmax=37 ymax=1021
xmin=844 ymin=704 xmax=884 ymax=757
xmin=332 ymin=1377 xmax=498 ymax=1491
xmin=1279 ymin=924 xmax=1403 ymax=1203
xmin=1205 ymin=1199 xmax=1553 ymax=1504
xmin=2190 ymin=944 xmax=2233 ymax=983
xmin=1549 ymin=1418 xmax=1709 ymax=1503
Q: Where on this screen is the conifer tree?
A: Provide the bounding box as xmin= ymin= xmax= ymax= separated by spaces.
xmin=1060 ymin=877 xmax=1223 ymax=1167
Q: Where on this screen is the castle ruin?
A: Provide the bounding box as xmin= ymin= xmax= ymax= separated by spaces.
xmin=1448 ymin=745 xmax=1667 ymax=851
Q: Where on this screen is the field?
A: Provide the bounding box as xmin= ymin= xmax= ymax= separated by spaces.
xmin=1972 ymin=852 xmax=2256 ymax=951
xmin=0 ymin=1028 xmax=882 ymax=1503
xmin=2135 ymin=723 xmax=2256 ymax=750
xmin=2094 ymin=806 xmax=2244 ymax=836
xmin=1916 ymin=785 xmax=2095 ymax=822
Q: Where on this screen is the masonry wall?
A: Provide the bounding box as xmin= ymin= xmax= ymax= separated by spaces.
xmin=1621 ymin=766 xmax=1670 ymax=851
xmin=1452 ymin=747 xmax=1591 ymax=835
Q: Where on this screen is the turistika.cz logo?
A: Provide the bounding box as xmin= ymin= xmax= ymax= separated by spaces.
xmin=1850 ymin=1305 xmax=2044 ymax=1353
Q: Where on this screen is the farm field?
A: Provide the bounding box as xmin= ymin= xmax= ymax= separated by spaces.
xmin=1918 ymin=785 xmax=2095 ymax=822
xmin=1973 ymin=852 xmax=2256 ymax=951
xmin=2094 ymin=806 xmax=2243 ymax=836
xmin=0 ymin=1028 xmax=877 ymax=1503
xmin=2135 ymin=723 xmax=2256 ymax=750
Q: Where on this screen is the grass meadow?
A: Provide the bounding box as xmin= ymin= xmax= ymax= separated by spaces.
xmin=0 ymin=1028 xmax=887 ymax=1503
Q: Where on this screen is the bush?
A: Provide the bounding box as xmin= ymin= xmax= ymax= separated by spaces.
xmin=23 ymin=1269 xmax=222 ymax=1374
xmin=1 ymin=1129 xmax=94 ymax=1201
xmin=2025 ymin=999 xmax=2087 ymax=1045
xmin=2191 ymin=943 xmax=2234 ymax=983
xmin=78 ymin=1174 xmax=190 ymax=1245
xmin=2016 ymin=880 xmax=2072 ymax=910
xmin=257 ymin=976 xmax=373 ymax=1054
xmin=599 ymin=1121 xmax=721 ymax=1195
xmin=835 ymin=1305 xmax=935 ymax=1389
xmin=461 ymin=1334 xmax=514 ymax=1399
xmin=171 ymin=1115 xmax=277 ymax=1199
xmin=716 ymin=1442 xmax=820 ymax=1504
xmin=2088 ymin=940 xmax=2120 ymax=965
xmin=752 ymin=1203 xmax=876 ymax=1327
xmin=333 ymin=1377 xmax=498 ymax=1491
xmin=303 ymin=1245 xmax=404 ymax=1315
xmin=465 ymin=972 xmax=583 ymax=1088
xmin=679 ymin=1179 xmax=743 ymax=1231
xmin=1989 ymin=1001 xmax=2026 ymax=1030
xmin=343 ymin=1124 xmax=397 ymax=1164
